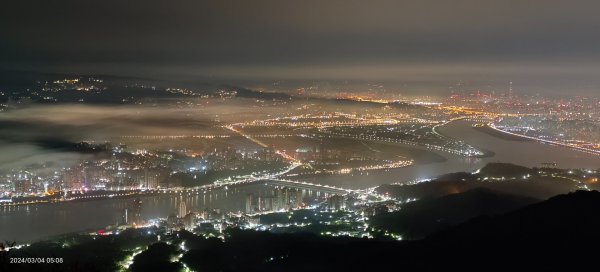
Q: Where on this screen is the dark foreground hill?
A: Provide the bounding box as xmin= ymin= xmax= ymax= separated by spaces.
xmin=371 ymin=188 xmax=539 ymax=239
xmin=6 ymin=191 xmax=600 ymax=271
xmin=168 ymin=190 xmax=600 ymax=271
xmin=182 ymin=190 xmax=600 ymax=271
xmin=376 ymin=163 xmax=583 ymax=200
xmin=429 ymin=190 xmax=600 ymax=244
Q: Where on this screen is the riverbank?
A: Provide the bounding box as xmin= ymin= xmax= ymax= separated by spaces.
xmin=474 ymin=125 xmax=533 ymax=142
xmin=487 ymin=123 xmax=600 ymax=157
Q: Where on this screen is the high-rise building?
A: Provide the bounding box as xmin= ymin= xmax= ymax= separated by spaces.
xmin=131 ymin=198 xmax=143 ymax=225
xmin=283 ymin=189 xmax=290 ymax=210
xmin=257 ymin=195 xmax=264 ymax=211
xmin=83 ymin=165 xmax=108 ymax=189
xmin=14 ymin=179 xmax=32 ymax=195
xmin=273 ymin=189 xmax=283 ymax=211
xmin=327 ymin=195 xmax=346 ymax=210
xmin=246 ymin=193 xmax=254 ymax=214
xmin=178 ymin=201 xmax=187 ymax=218
xmin=294 ymin=189 xmax=303 ymax=209
xmin=200 ymin=209 xmax=209 ymax=220
xmin=145 ymin=168 xmax=160 ymax=189
xmin=263 ymin=187 xmax=305 ymax=211
xmin=125 ymin=169 xmax=145 ymax=189
xmin=167 ymin=214 xmax=178 ymax=230
xmin=63 ymin=168 xmax=83 ymax=190
xmin=122 ymin=208 xmax=129 ymax=225
xmin=263 ymin=196 xmax=273 ymax=212
xmin=183 ymin=212 xmax=195 ymax=230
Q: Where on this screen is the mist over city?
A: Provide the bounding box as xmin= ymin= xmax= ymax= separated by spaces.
xmin=2 ymin=1 xmax=600 ymax=271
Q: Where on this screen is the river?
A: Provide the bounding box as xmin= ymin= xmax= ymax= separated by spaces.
xmin=0 ymin=183 xmax=330 ymax=243
xmin=2 ymin=119 xmax=600 ymax=243
xmin=297 ymin=120 xmax=600 ymax=189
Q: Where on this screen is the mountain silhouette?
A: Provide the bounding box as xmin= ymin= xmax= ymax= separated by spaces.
xmin=372 ymin=188 xmax=538 ymax=239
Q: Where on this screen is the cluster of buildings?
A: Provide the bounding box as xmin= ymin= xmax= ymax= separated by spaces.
xmin=124 ymin=189 xmax=400 ymax=240
xmin=245 ymin=187 xmax=305 ymax=214
xmin=0 ymin=143 xmax=287 ymax=198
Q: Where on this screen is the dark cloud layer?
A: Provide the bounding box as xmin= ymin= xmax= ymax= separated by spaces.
xmin=2 ymin=0 xmax=600 ymax=94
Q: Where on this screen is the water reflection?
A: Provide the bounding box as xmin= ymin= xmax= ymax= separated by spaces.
xmin=0 ymin=183 xmax=330 ymax=243
xmin=302 ymin=120 xmax=600 ymax=189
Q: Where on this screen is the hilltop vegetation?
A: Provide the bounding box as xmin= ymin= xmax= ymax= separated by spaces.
xmin=377 ymin=163 xmax=590 ymax=199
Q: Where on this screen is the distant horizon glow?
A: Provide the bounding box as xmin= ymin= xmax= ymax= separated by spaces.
xmin=3 ymin=0 xmax=600 ymax=95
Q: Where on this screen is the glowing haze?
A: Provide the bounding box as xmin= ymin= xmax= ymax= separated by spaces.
xmin=2 ymin=0 xmax=600 ymax=94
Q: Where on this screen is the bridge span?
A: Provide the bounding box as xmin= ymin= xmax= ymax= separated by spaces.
xmin=262 ymin=179 xmax=351 ymax=194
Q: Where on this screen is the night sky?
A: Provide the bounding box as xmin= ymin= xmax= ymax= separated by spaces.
xmin=2 ymin=0 xmax=600 ymax=94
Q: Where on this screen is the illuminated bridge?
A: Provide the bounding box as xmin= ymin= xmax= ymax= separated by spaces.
xmin=167 ymin=178 xmax=351 ymax=195
xmin=262 ymin=179 xmax=351 ymax=194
